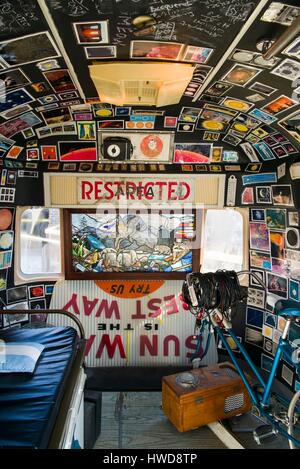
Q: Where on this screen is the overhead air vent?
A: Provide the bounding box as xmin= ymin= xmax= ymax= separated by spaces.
xmin=88 ymin=62 xmax=194 ymax=107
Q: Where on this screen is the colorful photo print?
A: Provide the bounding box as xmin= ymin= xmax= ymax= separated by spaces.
xmin=272 ymin=185 xmax=294 ymax=206
xmin=250 ymin=222 xmax=270 ymax=251
xmin=211 ymin=147 xmax=223 ymax=162
xmin=271 ymin=58 xmax=300 ymax=81
xmin=249 ymin=108 xmax=277 ymax=125
xmin=0 ymin=208 xmax=14 ymax=230
xmin=77 ymin=121 xmax=96 ymax=140
xmin=179 ymin=107 xmax=201 ymax=122
xmin=278 ymin=110 xmax=300 ymax=143
xmin=97 ymin=120 xmax=124 ymax=129
xmin=246 ymin=306 xmax=264 ymax=330
xmin=59 ymin=141 xmax=97 ymax=162
xmin=221 ymin=97 xmax=252 ymax=112
xmin=206 ymin=81 xmax=232 ymax=96
xmin=245 ymin=327 xmax=264 ymax=348
xmin=221 ymin=64 xmax=261 ymax=87
xmin=43 ymin=69 xmax=76 ymax=93
xmin=183 ymin=45 xmax=213 ymax=63
xmin=41 ymin=145 xmax=58 ymax=161
xmin=261 ymin=3 xmax=300 ymax=26
xmin=266 ymin=208 xmax=286 ymax=230
xmin=283 ymin=36 xmax=300 ymax=59
xmin=251 ymin=209 xmax=265 ymax=222
xmin=0 ymin=250 xmax=12 ymax=269
xmin=288 ymin=211 xmax=299 ymax=227
xmin=0 ymin=32 xmax=60 ymax=67
xmin=253 ymin=142 xmax=275 ymax=161
xmin=93 ymin=103 xmax=114 ymax=118
xmin=115 ymin=107 xmax=131 ymax=117
xmin=229 ymin=48 xmax=280 ymax=69
xmin=84 ymin=45 xmax=116 ymax=59
xmin=289 ymin=279 xmax=300 ymax=301
xmin=0 ymin=230 xmax=14 ymax=252
xmin=0 ymin=68 xmax=31 ymax=96
xmin=267 ymin=272 xmax=288 ymax=298
xmin=249 ymin=82 xmax=277 ymax=96
xmin=0 ymin=88 xmax=34 ymax=113
xmin=41 ymin=107 xmax=72 ymax=126
xmin=250 ymin=250 xmax=271 ymax=269
xmin=270 ymin=230 xmax=285 ymax=259
xmin=242 ymin=187 xmax=254 ymax=205
xmin=130 ymin=41 xmax=184 ymax=60
xmin=271 ymin=257 xmax=288 ymax=276
xmin=217 ymin=333 xmax=241 ymax=353
xmin=73 ymin=21 xmax=109 ymax=44
xmin=262 ymin=95 xmax=298 ymax=116
xmin=28 ymin=285 xmax=45 ymax=300
xmin=173 ymin=143 xmax=211 ymax=163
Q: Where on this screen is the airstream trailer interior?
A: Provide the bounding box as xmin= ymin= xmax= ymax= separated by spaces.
xmin=0 ymin=0 xmax=300 ymax=453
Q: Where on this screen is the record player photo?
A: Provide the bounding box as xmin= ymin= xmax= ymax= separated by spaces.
xmin=98 ymin=131 xmax=174 ymax=163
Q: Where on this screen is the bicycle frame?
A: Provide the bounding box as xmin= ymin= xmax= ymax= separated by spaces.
xmin=215 ymin=320 xmax=300 ymax=448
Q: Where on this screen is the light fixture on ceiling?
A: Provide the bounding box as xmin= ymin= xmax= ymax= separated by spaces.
xmin=88 ymin=61 xmax=194 ymax=107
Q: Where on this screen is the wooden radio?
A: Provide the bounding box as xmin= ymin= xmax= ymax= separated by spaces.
xmin=162 ymin=362 xmax=252 ymax=432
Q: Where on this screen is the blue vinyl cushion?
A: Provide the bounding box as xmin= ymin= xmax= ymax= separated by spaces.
xmin=0 ymin=326 xmax=78 ymax=448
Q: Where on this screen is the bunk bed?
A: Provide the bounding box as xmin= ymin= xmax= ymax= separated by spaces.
xmin=0 ymin=310 xmax=86 ymax=449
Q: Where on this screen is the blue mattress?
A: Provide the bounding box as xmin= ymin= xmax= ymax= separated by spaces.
xmin=0 ymin=326 xmax=78 ymax=448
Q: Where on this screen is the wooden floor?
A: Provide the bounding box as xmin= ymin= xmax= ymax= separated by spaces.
xmin=94 ymin=392 xmax=289 ymax=450
xmin=94 ymin=392 xmax=226 ymax=449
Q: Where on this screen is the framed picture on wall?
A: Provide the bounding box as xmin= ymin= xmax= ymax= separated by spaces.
xmin=63 ymin=209 xmax=200 ymax=279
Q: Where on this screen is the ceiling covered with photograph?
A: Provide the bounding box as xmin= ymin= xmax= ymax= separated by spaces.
xmin=0 ymin=0 xmax=299 ymax=171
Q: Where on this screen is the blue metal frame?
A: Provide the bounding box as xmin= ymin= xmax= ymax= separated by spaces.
xmin=215 ymin=325 xmax=300 ymax=448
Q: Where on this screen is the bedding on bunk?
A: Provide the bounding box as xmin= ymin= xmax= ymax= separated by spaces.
xmin=0 ymin=326 xmax=78 ymax=449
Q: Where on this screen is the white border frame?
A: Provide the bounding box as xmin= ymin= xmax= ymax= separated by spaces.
xmin=73 ymin=20 xmax=109 ymax=45
xmin=130 ymin=40 xmax=184 ymax=61
xmin=0 ymin=31 xmax=61 ymax=68
xmin=84 ymin=45 xmax=116 ymax=59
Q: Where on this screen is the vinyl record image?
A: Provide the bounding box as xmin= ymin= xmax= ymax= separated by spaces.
xmin=140 ymin=135 xmax=163 ymax=158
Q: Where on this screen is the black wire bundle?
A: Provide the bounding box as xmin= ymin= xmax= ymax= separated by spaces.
xmin=182 ymin=270 xmax=245 ymax=317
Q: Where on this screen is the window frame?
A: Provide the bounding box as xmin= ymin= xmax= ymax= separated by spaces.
xmin=200 ymin=207 xmax=249 ymax=285
xmin=63 ymin=208 xmax=201 ymax=280
xmin=14 ymin=206 xmax=64 ymax=285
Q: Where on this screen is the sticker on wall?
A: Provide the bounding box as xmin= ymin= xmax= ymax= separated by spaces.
xmin=278 ymin=110 xmax=300 ymax=143
xmin=262 ymin=95 xmax=298 ymax=116
xmin=261 ymin=3 xmax=300 ymax=26
xmin=250 ymin=250 xmax=271 ymax=270
xmin=286 ymin=227 xmax=300 ymax=249
xmin=84 ymin=45 xmax=116 ymax=59
xmin=164 ymin=116 xmax=177 ymax=128
xmin=206 ymin=82 xmax=233 ymax=96
xmin=59 ymin=141 xmax=97 ymax=162
xmin=246 ymin=307 xmax=264 ymax=330
xmin=222 ymin=97 xmax=253 ymax=112
xmin=282 ymin=364 xmax=294 ymax=387
xmin=183 ymin=45 xmax=214 ymax=63
xmin=261 ymin=354 xmax=274 ymax=373
xmin=77 ymin=121 xmax=96 ymax=140
xmin=221 ymin=64 xmax=262 ymax=87
xmin=173 ymin=143 xmax=211 ymax=164
xmin=73 ymin=21 xmax=109 ymax=44
xmin=247 ymin=287 xmax=265 ymax=309
xmin=288 ymin=212 xmax=299 ymax=227
xmin=130 ymin=40 xmax=184 ymax=60
xmin=249 ymin=82 xmax=277 ymax=96
xmin=289 ymin=279 xmax=300 ymax=302
xmin=271 ymin=185 xmax=294 ymax=206
xmin=267 ymin=272 xmax=288 ymax=298
xmin=97 ymin=120 xmax=124 ymax=130
xmin=229 ymin=48 xmax=280 ymax=69
xmin=245 ymin=327 xmax=264 ymax=348
xmin=265 ymin=208 xmax=286 ymax=230
xmin=271 ymin=58 xmax=300 ymax=81
xmin=0 ymin=32 xmax=61 ymax=67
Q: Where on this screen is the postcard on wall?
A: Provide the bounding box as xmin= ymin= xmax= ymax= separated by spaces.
xmin=261 ymin=3 xmax=300 ymax=26
xmin=173 ymin=143 xmax=211 ymax=164
xmin=0 ymin=32 xmax=61 ymax=67
xmin=271 ymin=58 xmax=300 ymax=81
xmin=221 ymin=64 xmax=262 ymax=87
xmin=130 ymin=41 xmax=184 ymax=61
xmin=73 ymin=21 xmax=109 ymax=44
xmin=99 ymin=131 xmax=174 ymax=163
xmin=43 ymin=69 xmax=76 ymax=93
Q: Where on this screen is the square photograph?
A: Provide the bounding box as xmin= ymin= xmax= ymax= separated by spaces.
xmin=221 ymin=64 xmax=261 ymax=87
xmin=73 ymin=21 xmax=109 ymax=44
xmin=130 ymin=41 xmax=184 ymax=60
